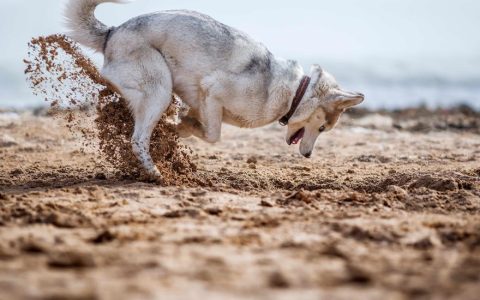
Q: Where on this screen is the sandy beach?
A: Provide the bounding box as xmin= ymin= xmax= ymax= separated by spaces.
xmin=0 ymin=107 xmax=479 ymax=300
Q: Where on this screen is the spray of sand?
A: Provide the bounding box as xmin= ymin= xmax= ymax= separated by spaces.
xmin=24 ymin=34 xmax=198 ymax=185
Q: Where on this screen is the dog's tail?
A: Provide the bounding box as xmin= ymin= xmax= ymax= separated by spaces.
xmin=64 ymin=0 xmax=126 ymax=52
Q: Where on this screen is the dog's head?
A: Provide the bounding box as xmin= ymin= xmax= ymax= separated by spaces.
xmin=286 ymin=65 xmax=364 ymax=158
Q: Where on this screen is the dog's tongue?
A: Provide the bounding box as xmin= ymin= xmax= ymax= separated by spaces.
xmin=290 ymin=128 xmax=305 ymax=145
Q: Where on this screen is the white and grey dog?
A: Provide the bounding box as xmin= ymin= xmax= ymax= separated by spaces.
xmin=66 ymin=0 xmax=364 ymax=177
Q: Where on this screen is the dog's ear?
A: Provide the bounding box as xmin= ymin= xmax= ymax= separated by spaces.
xmin=310 ymin=65 xmax=324 ymax=84
xmin=333 ymin=90 xmax=365 ymax=110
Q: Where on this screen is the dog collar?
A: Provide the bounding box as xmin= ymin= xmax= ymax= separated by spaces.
xmin=279 ymin=76 xmax=311 ymax=126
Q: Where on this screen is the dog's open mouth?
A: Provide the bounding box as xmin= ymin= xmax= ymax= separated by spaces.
xmin=288 ymin=128 xmax=305 ymax=145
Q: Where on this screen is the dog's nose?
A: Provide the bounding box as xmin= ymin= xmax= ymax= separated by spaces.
xmin=357 ymin=92 xmax=365 ymax=99
xmin=303 ymin=152 xmax=312 ymax=158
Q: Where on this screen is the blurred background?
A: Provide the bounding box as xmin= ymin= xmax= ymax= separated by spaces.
xmin=1 ymin=0 xmax=479 ymax=110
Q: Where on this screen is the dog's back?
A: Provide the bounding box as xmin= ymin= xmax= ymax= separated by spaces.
xmin=65 ymin=1 xmax=271 ymax=77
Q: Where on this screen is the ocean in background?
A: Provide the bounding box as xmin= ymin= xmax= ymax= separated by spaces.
xmin=2 ymin=57 xmax=479 ymax=110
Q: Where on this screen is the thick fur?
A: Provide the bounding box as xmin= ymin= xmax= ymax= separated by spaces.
xmin=65 ymin=0 xmax=124 ymax=52
xmin=65 ymin=0 xmax=364 ymax=177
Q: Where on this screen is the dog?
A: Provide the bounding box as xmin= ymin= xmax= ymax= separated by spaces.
xmin=66 ymin=0 xmax=364 ymax=177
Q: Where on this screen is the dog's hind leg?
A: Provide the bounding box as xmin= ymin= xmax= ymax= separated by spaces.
xmin=129 ymin=86 xmax=172 ymax=178
xmin=102 ymin=47 xmax=173 ymax=178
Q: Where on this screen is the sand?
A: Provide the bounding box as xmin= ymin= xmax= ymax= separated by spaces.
xmin=0 ymin=107 xmax=479 ymax=300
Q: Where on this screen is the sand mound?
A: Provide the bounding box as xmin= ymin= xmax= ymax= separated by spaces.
xmin=24 ymin=34 xmax=198 ymax=185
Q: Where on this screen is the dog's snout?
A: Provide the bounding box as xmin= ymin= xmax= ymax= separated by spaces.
xmin=357 ymin=92 xmax=365 ymax=99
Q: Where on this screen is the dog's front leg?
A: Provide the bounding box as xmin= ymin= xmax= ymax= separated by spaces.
xmin=198 ymin=98 xmax=223 ymax=143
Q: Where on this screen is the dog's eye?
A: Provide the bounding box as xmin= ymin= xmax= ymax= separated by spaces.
xmin=319 ymin=125 xmax=326 ymax=132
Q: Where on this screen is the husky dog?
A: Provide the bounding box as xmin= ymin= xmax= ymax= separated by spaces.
xmin=66 ymin=0 xmax=364 ymax=177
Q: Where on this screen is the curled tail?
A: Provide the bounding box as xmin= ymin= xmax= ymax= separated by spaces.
xmin=64 ymin=0 xmax=125 ymax=52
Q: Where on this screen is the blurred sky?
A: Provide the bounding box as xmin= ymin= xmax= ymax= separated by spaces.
xmin=1 ymin=0 xmax=479 ymax=109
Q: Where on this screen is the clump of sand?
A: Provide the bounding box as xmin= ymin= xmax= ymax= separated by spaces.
xmin=24 ymin=34 xmax=198 ymax=185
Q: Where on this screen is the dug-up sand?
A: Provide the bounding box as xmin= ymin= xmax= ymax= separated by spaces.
xmin=0 ymin=35 xmax=479 ymax=300
xmin=24 ymin=35 xmax=197 ymax=185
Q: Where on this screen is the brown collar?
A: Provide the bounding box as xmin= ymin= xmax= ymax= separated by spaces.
xmin=279 ymin=76 xmax=311 ymax=126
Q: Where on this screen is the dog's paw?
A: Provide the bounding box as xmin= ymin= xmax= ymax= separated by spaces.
xmin=139 ymin=173 xmax=164 ymax=185
xmin=138 ymin=167 xmax=164 ymax=185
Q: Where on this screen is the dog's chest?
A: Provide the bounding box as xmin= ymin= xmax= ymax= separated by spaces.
xmin=222 ymin=98 xmax=274 ymax=129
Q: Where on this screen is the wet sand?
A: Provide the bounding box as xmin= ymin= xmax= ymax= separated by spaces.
xmin=0 ymin=108 xmax=479 ymax=300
